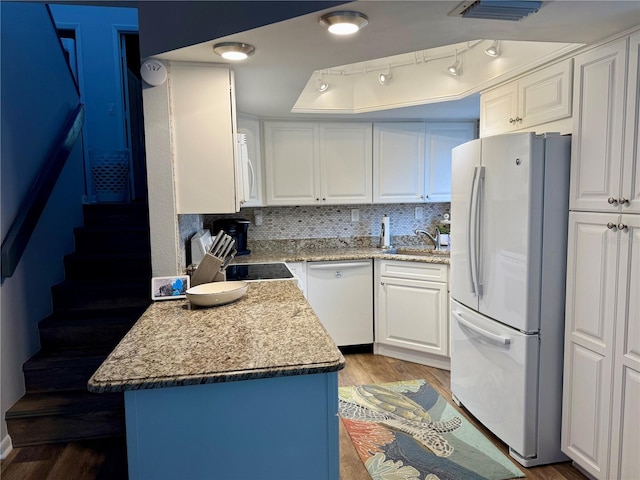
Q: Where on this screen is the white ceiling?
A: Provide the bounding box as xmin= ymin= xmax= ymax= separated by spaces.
xmin=151 ymin=1 xmax=640 ymax=120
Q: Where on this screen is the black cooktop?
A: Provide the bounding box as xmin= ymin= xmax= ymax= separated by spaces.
xmin=225 ymin=262 xmax=294 ymax=281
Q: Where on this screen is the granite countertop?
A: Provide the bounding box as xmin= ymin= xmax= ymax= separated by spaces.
xmin=232 ymin=246 xmax=450 ymax=265
xmin=88 ymin=280 xmax=345 ymax=393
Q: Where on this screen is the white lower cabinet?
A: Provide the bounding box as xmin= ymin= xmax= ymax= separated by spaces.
xmin=375 ymin=259 xmax=450 ymax=369
xmin=306 ymin=260 xmax=373 ymax=347
xmin=562 ymin=211 xmax=640 ymax=479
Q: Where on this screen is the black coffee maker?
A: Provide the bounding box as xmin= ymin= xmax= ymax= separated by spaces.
xmin=212 ymin=218 xmax=251 ymax=256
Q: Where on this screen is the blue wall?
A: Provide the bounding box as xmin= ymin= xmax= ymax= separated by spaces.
xmin=0 ymin=2 xmax=84 ymax=454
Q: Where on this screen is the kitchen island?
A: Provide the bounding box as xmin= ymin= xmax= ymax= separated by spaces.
xmin=89 ymin=280 xmax=344 ymax=480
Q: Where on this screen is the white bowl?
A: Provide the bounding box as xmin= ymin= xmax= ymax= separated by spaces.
xmin=186 ymin=281 xmax=249 ymax=307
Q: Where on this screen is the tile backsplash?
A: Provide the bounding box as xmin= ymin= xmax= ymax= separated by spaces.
xmin=179 ymin=203 xmax=449 ymax=266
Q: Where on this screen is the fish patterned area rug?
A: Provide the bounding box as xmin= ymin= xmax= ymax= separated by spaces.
xmin=339 ymin=379 xmax=525 ymax=480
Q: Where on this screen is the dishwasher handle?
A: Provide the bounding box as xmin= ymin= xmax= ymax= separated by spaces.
xmin=308 ymin=262 xmax=369 ymax=270
xmin=453 ymin=310 xmax=511 ymax=345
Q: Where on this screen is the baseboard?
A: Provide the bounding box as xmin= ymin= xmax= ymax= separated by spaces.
xmin=0 ymin=434 xmax=13 ymax=460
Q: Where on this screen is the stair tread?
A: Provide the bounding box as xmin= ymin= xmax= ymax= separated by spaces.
xmin=40 ymin=313 xmax=138 ymax=328
xmin=6 ymin=390 xmax=123 ymax=418
xmin=25 ymin=347 xmax=114 ymax=369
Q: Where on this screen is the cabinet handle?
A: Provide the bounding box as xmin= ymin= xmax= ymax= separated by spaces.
xmin=316 ymin=198 xmax=320 ymax=201
xmin=322 ymin=197 xmax=326 ymax=201
xmin=618 ymin=223 xmax=628 ymax=232
xmin=619 ymin=197 xmax=629 ymax=206
xmin=515 ymin=116 xmax=522 ymax=123
xmin=509 ymin=118 xmax=516 ymax=124
xmin=608 ymin=196 xmax=619 ymax=206
xmin=607 ymin=222 xmax=617 ymax=230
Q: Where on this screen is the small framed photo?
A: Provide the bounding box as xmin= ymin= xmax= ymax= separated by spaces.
xmin=151 ymin=275 xmax=190 ymax=301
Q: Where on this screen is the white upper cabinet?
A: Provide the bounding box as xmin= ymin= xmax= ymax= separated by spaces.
xmin=480 ymin=59 xmax=573 ymax=137
xmin=319 ymin=123 xmax=373 ymax=204
xmin=264 ymin=122 xmax=320 ymax=205
xmin=264 ymin=121 xmax=372 ymax=205
xmin=373 ymin=122 xmax=425 ymax=203
xmin=424 ymin=123 xmax=476 ymax=203
xmin=170 ymin=62 xmax=239 ymax=214
xmin=373 ymin=122 xmax=475 ymax=203
xmin=570 ymin=34 xmax=639 ymax=214
xmin=237 ymin=114 xmax=263 ymax=207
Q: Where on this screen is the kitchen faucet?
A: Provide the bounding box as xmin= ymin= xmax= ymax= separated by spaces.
xmin=414 ymin=228 xmax=440 ymax=250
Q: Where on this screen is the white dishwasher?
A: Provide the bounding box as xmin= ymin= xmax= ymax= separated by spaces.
xmin=306 ymin=260 xmax=373 ymax=347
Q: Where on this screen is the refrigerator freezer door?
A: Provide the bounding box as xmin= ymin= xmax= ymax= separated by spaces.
xmin=478 ymin=133 xmax=544 ymax=333
xmin=450 ymin=138 xmax=482 ymax=311
xmin=450 ymin=299 xmax=540 ymax=459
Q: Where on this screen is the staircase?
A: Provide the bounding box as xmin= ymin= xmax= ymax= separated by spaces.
xmin=5 ymin=203 xmax=152 ymax=447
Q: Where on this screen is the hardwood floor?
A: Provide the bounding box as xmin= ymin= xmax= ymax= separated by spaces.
xmin=2 ymin=353 xmax=587 ymax=480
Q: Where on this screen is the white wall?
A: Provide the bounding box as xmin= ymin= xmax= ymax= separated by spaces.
xmin=0 ymin=2 xmax=84 ymax=456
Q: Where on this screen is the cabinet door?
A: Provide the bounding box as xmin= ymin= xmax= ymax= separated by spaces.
xmin=319 ymin=123 xmax=372 ymax=204
xmin=171 ymin=63 xmax=236 ymax=214
xmin=373 ymin=123 xmax=425 ymax=203
xmin=622 ymin=32 xmax=640 ymax=214
xmin=377 ymin=276 xmax=448 ymax=357
xmin=562 ymin=212 xmax=619 ymax=479
xmin=424 ymin=122 xmax=476 ymax=203
xmin=264 ymin=122 xmax=320 ymax=205
xmin=610 ymin=215 xmax=640 ymax=480
xmin=237 ymin=115 xmax=263 ymax=207
xmin=519 ymin=59 xmax=573 ymax=129
xmin=570 ymin=38 xmax=627 ymax=212
xmin=479 ymin=82 xmax=518 ymax=137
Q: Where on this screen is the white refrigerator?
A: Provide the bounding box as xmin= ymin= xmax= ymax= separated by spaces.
xmin=449 ymin=132 xmax=571 ymax=467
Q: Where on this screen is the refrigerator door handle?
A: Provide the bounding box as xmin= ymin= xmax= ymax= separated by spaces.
xmin=475 ymin=166 xmax=485 ymax=297
xmin=453 ymin=310 xmax=511 ymax=345
xmin=468 ymin=166 xmax=479 ymax=295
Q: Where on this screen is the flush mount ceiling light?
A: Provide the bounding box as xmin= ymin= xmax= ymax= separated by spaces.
xmin=319 ymin=11 xmax=369 ymax=35
xmin=447 ymin=51 xmax=463 ymax=76
xmin=212 ymin=42 xmax=255 ymax=61
xmin=484 ymin=40 xmax=500 ymax=57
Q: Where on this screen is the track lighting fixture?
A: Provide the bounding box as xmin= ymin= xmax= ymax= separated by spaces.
xmin=316 ymin=75 xmax=329 ymax=92
xmin=319 ymin=11 xmax=369 ymax=35
xmin=378 ymin=66 xmax=392 ymax=86
xmin=447 ymin=50 xmax=463 ymax=76
xmin=212 ymin=42 xmax=255 ymax=61
xmin=484 ymin=40 xmax=500 ymax=57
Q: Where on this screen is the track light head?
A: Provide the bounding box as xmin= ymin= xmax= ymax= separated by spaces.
xmin=378 ymin=72 xmax=392 ymax=85
xmin=485 ymin=40 xmax=500 ymax=57
xmin=447 ymin=58 xmax=462 ymax=76
xmin=316 ymin=76 xmax=329 ymax=92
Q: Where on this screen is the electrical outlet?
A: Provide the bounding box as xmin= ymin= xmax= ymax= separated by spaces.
xmin=415 ymin=206 xmax=424 ymax=219
xmin=351 ymin=209 xmax=360 ymax=222
xmin=254 ymin=209 xmax=263 ymax=226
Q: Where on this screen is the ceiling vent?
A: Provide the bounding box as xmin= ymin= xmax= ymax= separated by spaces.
xmin=448 ymin=1 xmax=543 ymax=21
